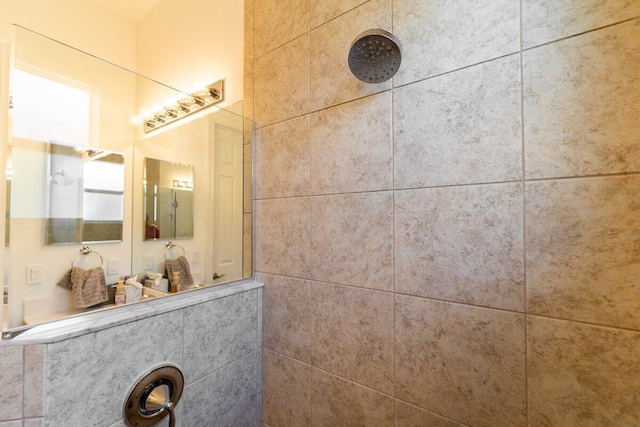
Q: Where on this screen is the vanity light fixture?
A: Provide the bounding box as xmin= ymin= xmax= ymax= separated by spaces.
xmin=140 ymin=79 xmax=224 ymax=134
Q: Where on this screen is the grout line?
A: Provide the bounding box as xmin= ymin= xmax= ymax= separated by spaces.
xmin=308 ymin=279 xmax=313 ymax=425
xmin=254 ymin=88 xmax=392 ymax=131
xmin=390 ymin=18 xmax=398 ymax=408
xmin=526 ymin=313 xmax=640 ymax=334
xmin=253 ymin=30 xmax=310 ymax=66
xmin=309 ymin=0 xmax=374 ymax=31
xmin=395 ymin=399 xmax=474 ymax=427
xmin=315 ymin=362 xmax=395 ymax=399
xmin=253 ymin=170 xmax=640 ymax=203
xmin=22 ymin=345 xmax=26 ymax=420
xmin=260 ymin=271 xmax=640 ymax=334
xmin=181 ymin=309 xmax=185 ymax=374
xmin=521 ymin=15 xmax=640 ymax=52
xmin=522 ymin=171 xmax=640 ymax=183
xmin=519 ymin=0 xmax=530 ymax=425
xmin=393 ymin=51 xmax=521 ymax=91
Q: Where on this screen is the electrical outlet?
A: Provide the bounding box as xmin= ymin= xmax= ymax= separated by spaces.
xmin=26 ymin=264 xmax=43 ymax=285
xmin=143 ymin=255 xmax=154 ymax=271
xmin=107 ymin=258 xmax=119 ymax=275
xmin=192 ymin=250 xmax=200 ymax=264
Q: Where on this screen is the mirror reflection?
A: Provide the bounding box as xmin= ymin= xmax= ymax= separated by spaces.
xmin=2 ymin=25 xmax=252 ymax=335
xmin=46 ymin=143 xmax=124 ymax=245
xmin=143 ymin=158 xmax=193 ymax=240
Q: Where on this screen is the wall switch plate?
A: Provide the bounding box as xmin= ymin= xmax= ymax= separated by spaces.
xmin=192 ymin=250 xmax=200 ymax=264
xmin=107 ymin=258 xmax=119 ymax=275
xmin=143 ymin=255 xmax=154 ymax=271
xmin=26 ymin=264 xmax=43 ymax=285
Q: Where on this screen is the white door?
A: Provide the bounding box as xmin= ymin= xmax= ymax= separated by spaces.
xmin=210 ymin=122 xmax=243 ymax=283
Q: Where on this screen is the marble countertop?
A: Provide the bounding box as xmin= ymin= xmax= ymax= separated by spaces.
xmin=1 ymin=278 xmax=262 ymax=346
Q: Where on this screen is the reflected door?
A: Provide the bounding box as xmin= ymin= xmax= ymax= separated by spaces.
xmin=211 ymin=123 xmax=243 ymax=282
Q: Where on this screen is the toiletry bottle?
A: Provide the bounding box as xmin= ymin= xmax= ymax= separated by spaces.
xmin=115 ymin=279 xmax=126 ymax=305
xmin=171 ymin=271 xmax=180 ymax=293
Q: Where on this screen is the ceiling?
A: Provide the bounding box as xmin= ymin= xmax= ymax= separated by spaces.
xmin=88 ymin=0 xmax=161 ymax=23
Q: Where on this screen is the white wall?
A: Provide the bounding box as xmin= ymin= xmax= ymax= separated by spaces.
xmin=136 ymin=0 xmax=245 ymax=107
xmin=0 ymin=0 xmax=136 ymax=69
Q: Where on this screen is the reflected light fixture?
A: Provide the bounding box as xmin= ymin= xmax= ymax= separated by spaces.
xmin=173 ymin=179 xmax=193 ymax=189
xmin=140 ymin=79 xmax=224 ymax=134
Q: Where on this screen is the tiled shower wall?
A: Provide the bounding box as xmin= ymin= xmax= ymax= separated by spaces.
xmin=245 ymin=1 xmax=640 ymax=426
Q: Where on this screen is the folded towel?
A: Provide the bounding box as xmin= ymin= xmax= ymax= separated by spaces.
xmin=165 ymin=255 xmax=194 ymax=288
xmin=69 ymin=266 xmax=108 ymax=308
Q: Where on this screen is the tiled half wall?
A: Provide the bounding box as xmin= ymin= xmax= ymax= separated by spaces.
xmin=0 ymin=287 xmax=263 ymax=427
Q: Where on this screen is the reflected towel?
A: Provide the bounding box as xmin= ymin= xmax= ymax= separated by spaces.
xmin=56 ymin=270 xmax=73 ymax=290
xmin=69 ymin=266 xmax=108 ymax=308
xmin=165 ymin=255 xmax=194 ymax=288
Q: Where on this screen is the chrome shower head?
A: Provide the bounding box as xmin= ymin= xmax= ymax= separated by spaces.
xmin=348 ymin=29 xmax=402 ymax=83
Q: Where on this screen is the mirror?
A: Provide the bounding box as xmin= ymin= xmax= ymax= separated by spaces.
xmin=46 ymin=142 xmax=124 ymax=245
xmin=143 ymin=158 xmax=193 ymax=240
xmin=1 ymin=25 xmax=252 ymax=334
xmin=131 ymin=103 xmax=249 ymax=292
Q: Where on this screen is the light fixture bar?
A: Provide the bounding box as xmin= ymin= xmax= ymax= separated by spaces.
xmin=143 ymin=79 xmax=225 ymax=134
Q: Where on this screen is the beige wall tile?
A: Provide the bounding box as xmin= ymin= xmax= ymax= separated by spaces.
xmin=0 ymin=421 xmax=23 ymax=427
xmin=310 ymin=282 xmax=393 ymax=394
xmin=259 ymin=273 xmax=311 ymax=362
xmin=523 ymin=0 xmax=640 ymax=48
xmin=394 ymin=55 xmax=522 ymax=189
xmin=526 ymin=175 xmax=640 ymax=329
xmin=396 ymin=400 xmax=466 ymax=427
xmin=310 ymin=0 xmax=392 ymax=111
xmin=254 ymin=0 xmax=309 ymax=57
xmin=243 ymin=74 xmax=254 ymax=121
xmin=528 ymin=316 xmax=640 ymax=426
xmin=255 ymin=35 xmax=310 ymax=127
xmin=310 ymin=0 xmax=369 ymax=28
xmin=311 ymin=368 xmax=393 ymax=427
xmin=255 ymin=116 xmax=310 ymax=199
xmin=395 ymin=184 xmax=525 ymax=311
xmin=24 ymin=345 xmax=44 ymax=418
xmin=310 ymin=92 xmax=392 ymax=194
xmin=0 ymin=346 xmax=23 ymax=421
xmin=524 ymin=19 xmax=640 ymax=179
xmin=263 ymin=349 xmax=311 ymax=427
xmin=393 ymin=0 xmax=519 ymax=86
xmin=311 ymin=192 xmax=393 ymax=291
xmin=244 ymin=4 xmax=254 ymax=76
xmin=255 ymin=197 xmax=310 ymax=278
xmin=395 ymin=296 xmax=526 ymax=427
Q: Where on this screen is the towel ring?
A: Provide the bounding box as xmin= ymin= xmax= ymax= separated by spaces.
xmin=164 ymin=242 xmax=185 ymax=260
xmin=71 ymin=246 xmax=104 ymax=268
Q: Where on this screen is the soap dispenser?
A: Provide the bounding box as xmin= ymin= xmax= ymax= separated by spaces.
xmin=115 ymin=279 xmax=126 ymax=305
xmin=171 ymin=271 xmax=180 ymax=293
